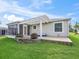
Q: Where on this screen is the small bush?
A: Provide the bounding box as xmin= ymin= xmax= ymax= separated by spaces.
xmin=31 ymin=33 xmax=38 ymax=39
xmin=74 ymin=29 xmax=77 ymax=34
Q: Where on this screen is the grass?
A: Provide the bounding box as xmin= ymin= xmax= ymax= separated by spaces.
xmin=0 ymin=33 xmax=79 ymax=59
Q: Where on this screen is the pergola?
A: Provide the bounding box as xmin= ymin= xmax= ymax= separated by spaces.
xmin=17 ymin=15 xmax=51 ymax=39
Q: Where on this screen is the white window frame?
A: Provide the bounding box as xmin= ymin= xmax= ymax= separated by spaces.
xmin=53 ymin=22 xmax=64 ymax=33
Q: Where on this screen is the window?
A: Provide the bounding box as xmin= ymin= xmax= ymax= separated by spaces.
xmin=55 ymin=23 xmax=62 ymax=32
xmin=33 ymin=26 xmax=36 ymax=29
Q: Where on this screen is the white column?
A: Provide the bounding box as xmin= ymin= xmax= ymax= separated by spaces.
xmin=40 ymin=20 xmax=42 ymax=39
xmin=23 ymin=24 xmax=24 ymax=36
xmin=18 ymin=24 xmax=19 ymax=34
xmin=23 ymin=25 xmax=27 ymax=36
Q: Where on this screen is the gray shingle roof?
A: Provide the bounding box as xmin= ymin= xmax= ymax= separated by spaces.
xmin=7 ymin=15 xmax=71 ymax=25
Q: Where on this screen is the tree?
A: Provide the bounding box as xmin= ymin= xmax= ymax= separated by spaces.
xmin=74 ymin=22 xmax=79 ymax=34
xmin=69 ymin=23 xmax=73 ymax=32
xmin=74 ymin=22 xmax=79 ymax=28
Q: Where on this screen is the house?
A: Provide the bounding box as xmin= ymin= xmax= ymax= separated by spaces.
xmin=0 ymin=26 xmax=8 ymax=35
xmin=7 ymin=15 xmax=71 ymax=38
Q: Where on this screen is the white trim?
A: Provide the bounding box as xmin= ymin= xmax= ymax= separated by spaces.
xmin=23 ymin=24 xmax=24 ymax=36
xmin=23 ymin=24 xmax=27 ymax=36
xmin=17 ymin=24 xmax=19 ymax=34
xmin=53 ymin=21 xmax=64 ymax=33
xmin=40 ymin=20 xmax=42 ymax=39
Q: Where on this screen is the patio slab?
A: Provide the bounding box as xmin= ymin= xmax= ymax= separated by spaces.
xmin=6 ymin=35 xmax=72 ymax=45
xmin=38 ymin=37 xmax=72 ymax=45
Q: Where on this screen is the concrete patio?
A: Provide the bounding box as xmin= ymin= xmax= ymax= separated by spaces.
xmin=38 ymin=37 xmax=72 ymax=45
xmin=39 ymin=37 xmax=72 ymax=42
xmin=6 ymin=35 xmax=72 ymax=45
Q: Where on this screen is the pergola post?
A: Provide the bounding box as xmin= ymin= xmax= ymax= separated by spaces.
xmin=23 ymin=24 xmax=25 ymax=36
xmin=40 ymin=20 xmax=42 ymax=39
xmin=17 ymin=24 xmax=19 ymax=34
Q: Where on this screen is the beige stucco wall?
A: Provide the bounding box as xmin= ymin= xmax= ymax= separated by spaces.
xmin=30 ymin=20 xmax=69 ymax=37
xmin=31 ymin=24 xmax=39 ymax=34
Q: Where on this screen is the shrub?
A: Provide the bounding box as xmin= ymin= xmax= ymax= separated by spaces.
xmin=31 ymin=33 xmax=38 ymax=39
xmin=16 ymin=33 xmax=23 ymax=37
xmin=74 ymin=29 xmax=77 ymax=34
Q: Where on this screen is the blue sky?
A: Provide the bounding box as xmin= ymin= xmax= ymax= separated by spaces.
xmin=0 ymin=0 xmax=79 ymax=27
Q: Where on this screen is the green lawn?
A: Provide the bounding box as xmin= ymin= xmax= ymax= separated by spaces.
xmin=0 ymin=33 xmax=79 ymax=59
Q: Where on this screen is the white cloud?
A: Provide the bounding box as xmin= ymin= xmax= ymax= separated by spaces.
xmin=0 ymin=0 xmax=9 ymax=12
xmin=67 ymin=13 xmax=75 ymax=16
xmin=0 ymin=0 xmax=61 ymax=18
xmin=44 ymin=0 xmax=52 ymax=4
xmin=0 ymin=0 xmax=65 ymax=23
xmin=28 ymin=0 xmax=52 ymax=9
xmin=0 ymin=0 xmax=74 ymax=27
xmin=4 ymin=14 xmax=24 ymax=22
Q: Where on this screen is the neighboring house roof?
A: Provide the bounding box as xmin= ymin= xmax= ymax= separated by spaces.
xmin=0 ymin=26 xmax=8 ymax=30
xmin=7 ymin=15 xmax=71 ymax=25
